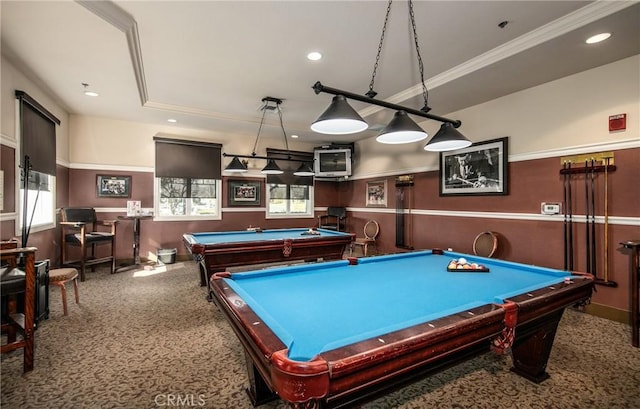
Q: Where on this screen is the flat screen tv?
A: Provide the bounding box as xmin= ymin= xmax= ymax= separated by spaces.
xmin=314 ymin=149 xmax=352 ymax=178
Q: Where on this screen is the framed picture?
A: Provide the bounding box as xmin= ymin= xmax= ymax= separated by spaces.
xmin=366 ymin=180 xmax=387 ymax=207
xmin=228 ymin=180 xmax=261 ymax=206
xmin=97 ymin=175 xmax=131 ymax=198
xmin=439 ymin=137 xmax=509 ymax=196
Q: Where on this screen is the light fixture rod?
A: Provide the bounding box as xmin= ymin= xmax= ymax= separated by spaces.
xmin=222 ymin=152 xmax=310 ymax=163
xmin=312 ymin=81 xmax=461 ymax=128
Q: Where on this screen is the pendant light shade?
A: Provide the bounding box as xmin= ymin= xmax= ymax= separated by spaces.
xmin=311 ymin=95 xmax=368 ymax=135
xmin=224 ymin=156 xmax=248 ymax=173
xmin=376 ymin=110 xmax=428 ymax=144
xmin=293 ymin=162 xmax=315 ymax=177
xmin=423 ymin=122 xmax=472 ymax=152
xmin=261 ymin=159 xmax=284 ymax=174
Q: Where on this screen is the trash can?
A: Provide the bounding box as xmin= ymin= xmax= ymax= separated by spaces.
xmin=157 ymin=248 xmax=177 ymax=264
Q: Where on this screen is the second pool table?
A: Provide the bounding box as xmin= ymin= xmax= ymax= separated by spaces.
xmin=210 ymin=249 xmax=594 ymax=408
xmin=183 ymin=228 xmax=353 ymax=286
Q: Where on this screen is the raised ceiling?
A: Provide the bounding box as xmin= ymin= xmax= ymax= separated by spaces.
xmin=2 ymin=1 xmax=638 ymax=145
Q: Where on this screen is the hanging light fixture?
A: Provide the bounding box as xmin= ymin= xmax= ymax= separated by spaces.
xmin=223 ymin=97 xmax=314 ymax=176
xmin=293 ymin=162 xmax=315 ymax=177
xmin=311 ymin=95 xmax=368 ymax=134
xmin=311 ymin=0 xmax=470 ymax=151
xmin=224 ymin=156 xmax=248 ymax=173
xmin=423 ymin=122 xmax=472 ymax=152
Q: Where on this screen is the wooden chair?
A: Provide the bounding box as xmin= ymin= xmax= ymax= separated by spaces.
xmin=60 ymin=208 xmax=118 ymax=281
xmin=1 ymin=242 xmax=37 ymax=373
xmin=350 ymin=220 xmax=380 ymax=257
xmin=473 ymin=231 xmax=499 ymax=258
xmin=318 ymin=207 xmax=347 ymax=231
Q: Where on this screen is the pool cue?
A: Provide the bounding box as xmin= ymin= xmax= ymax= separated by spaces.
xmin=568 ymin=161 xmax=574 ymax=270
xmin=562 ymin=161 xmax=568 ymax=270
xmin=590 ymin=159 xmax=597 ymax=278
xmin=603 ymin=157 xmax=610 ymax=282
xmin=594 ymin=157 xmax=617 ymax=287
xmin=584 ymin=160 xmax=591 ymax=274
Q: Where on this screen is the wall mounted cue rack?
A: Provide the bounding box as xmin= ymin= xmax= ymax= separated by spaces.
xmin=558 ymin=151 xmax=616 ymax=175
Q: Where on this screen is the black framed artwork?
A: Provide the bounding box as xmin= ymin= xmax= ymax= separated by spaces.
xmin=439 ymin=137 xmax=509 ymax=196
xmin=228 ymin=180 xmax=261 ymax=206
xmin=97 ymin=175 xmax=131 ymax=198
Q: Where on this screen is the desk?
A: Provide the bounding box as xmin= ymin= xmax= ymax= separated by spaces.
xmin=209 ymin=250 xmax=594 ymax=408
xmin=184 ymin=228 xmax=353 ymax=287
xmin=621 ymin=240 xmax=640 ymax=347
xmin=116 ymin=215 xmax=152 ymax=271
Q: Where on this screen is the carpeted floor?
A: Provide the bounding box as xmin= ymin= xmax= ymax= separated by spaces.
xmin=1 ymin=261 xmax=639 ymax=409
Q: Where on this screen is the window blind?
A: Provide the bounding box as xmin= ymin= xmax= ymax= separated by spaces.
xmin=154 ymin=137 xmax=222 ymax=179
xmin=16 ymin=91 xmax=60 ymax=176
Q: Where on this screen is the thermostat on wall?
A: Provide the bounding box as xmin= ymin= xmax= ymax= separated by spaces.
xmin=541 ymin=202 xmax=562 ymax=215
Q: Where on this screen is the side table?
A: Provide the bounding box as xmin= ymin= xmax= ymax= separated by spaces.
xmin=116 ymin=215 xmax=152 ymax=271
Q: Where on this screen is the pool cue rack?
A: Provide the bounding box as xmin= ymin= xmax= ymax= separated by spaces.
xmin=559 ymin=152 xmax=617 ymax=287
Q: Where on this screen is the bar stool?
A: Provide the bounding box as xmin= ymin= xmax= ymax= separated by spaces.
xmin=48 ymin=268 xmax=79 ymax=316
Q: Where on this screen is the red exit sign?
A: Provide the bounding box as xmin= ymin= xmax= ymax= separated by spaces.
xmin=609 ymin=113 xmax=626 ymax=132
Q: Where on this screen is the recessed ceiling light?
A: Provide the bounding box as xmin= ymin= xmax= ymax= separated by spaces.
xmin=82 ymin=82 xmax=99 ymax=97
xmin=307 ymin=51 xmax=322 ymax=61
xmin=586 ymin=32 xmax=611 ymax=44
xmin=167 ymin=118 xmax=177 ymax=123
xmin=290 ymin=134 xmax=299 ymax=139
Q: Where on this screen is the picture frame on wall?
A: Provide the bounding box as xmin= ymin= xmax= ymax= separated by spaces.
xmin=439 ymin=137 xmax=509 ymax=196
xmin=366 ymin=180 xmax=387 ymax=207
xmin=228 ymin=180 xmax=261 ymax=206
xmin=97 ymin=175 xmax=131 ymax=198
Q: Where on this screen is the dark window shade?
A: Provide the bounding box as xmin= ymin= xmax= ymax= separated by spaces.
xmin=24 ymin=170 xmax=50 ymax=191
xmin=154 ymin=137 xmax=222 ymax=179
xmin=265 ymin=148 xmax=313 ymax=186
xmin=16 ymin=91 xmax=60 ymax=176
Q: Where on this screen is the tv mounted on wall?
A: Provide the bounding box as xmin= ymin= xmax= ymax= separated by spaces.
xmin=314 ymin=148 xmax=352 ymax=178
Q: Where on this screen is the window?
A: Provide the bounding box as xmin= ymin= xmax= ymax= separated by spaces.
xmin=157 ymin=177 xmax=219 ymax=218
xmin=19 ymin=170 xmax=55 ymax=231
xmin=15 ymin=91 xmax=60 ymax=238
xmin=153 ymin=137 xmax=222 ymax=221
xmin=263 ymin=148 xmax=314 ymax=219
xmin=266 ymin=183 xmax=313 ymax=217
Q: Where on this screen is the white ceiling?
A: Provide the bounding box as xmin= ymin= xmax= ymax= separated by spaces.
xmin=2 ymin=1 xmax=639 ymax=147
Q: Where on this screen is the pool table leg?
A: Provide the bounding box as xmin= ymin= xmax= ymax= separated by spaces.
xmin=198 ymin=261 xmax=208 ymax=287
xmin=510 ymin=309 xmax=564 ymax=383
xmin=245 ymin=353 xmax=279 ymax=407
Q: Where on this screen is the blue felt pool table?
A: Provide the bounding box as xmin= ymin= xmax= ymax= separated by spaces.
xmin=183 ymin=228 xmax=353 ymax=286
xmin=209 ymin=249 xmax=594 ymax=408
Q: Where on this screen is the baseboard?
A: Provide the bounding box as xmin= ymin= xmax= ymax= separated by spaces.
xmin=584 ymin=303 xmax=631 ymax=325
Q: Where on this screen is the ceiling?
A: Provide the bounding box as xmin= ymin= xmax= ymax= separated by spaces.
xmin=2 ymin=1 xmax=639 ymax=147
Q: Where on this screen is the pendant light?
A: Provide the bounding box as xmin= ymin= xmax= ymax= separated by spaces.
xmin=311 ymin=0 xmax=470 ymax=151
xmin=423 ymin=122 xmax=472 ymax=152
xmin=311 ymin=95 xmax=368 ymax=135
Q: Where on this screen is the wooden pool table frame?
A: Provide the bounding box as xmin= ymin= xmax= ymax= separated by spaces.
xmin=209 ymin=253 xmax=594 ymax=409
xmin=183 ymin=230 xmax=354 ymax=287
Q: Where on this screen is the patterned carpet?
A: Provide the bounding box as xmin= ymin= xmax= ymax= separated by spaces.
xmin=1 ymin=261 xmax=639 ymax=409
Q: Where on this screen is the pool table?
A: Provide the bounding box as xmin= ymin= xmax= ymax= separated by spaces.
xmin=183 ymin=228 xmax=353 ymax=287
xmin=209 ymin=249 xmax=594 ymax=408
